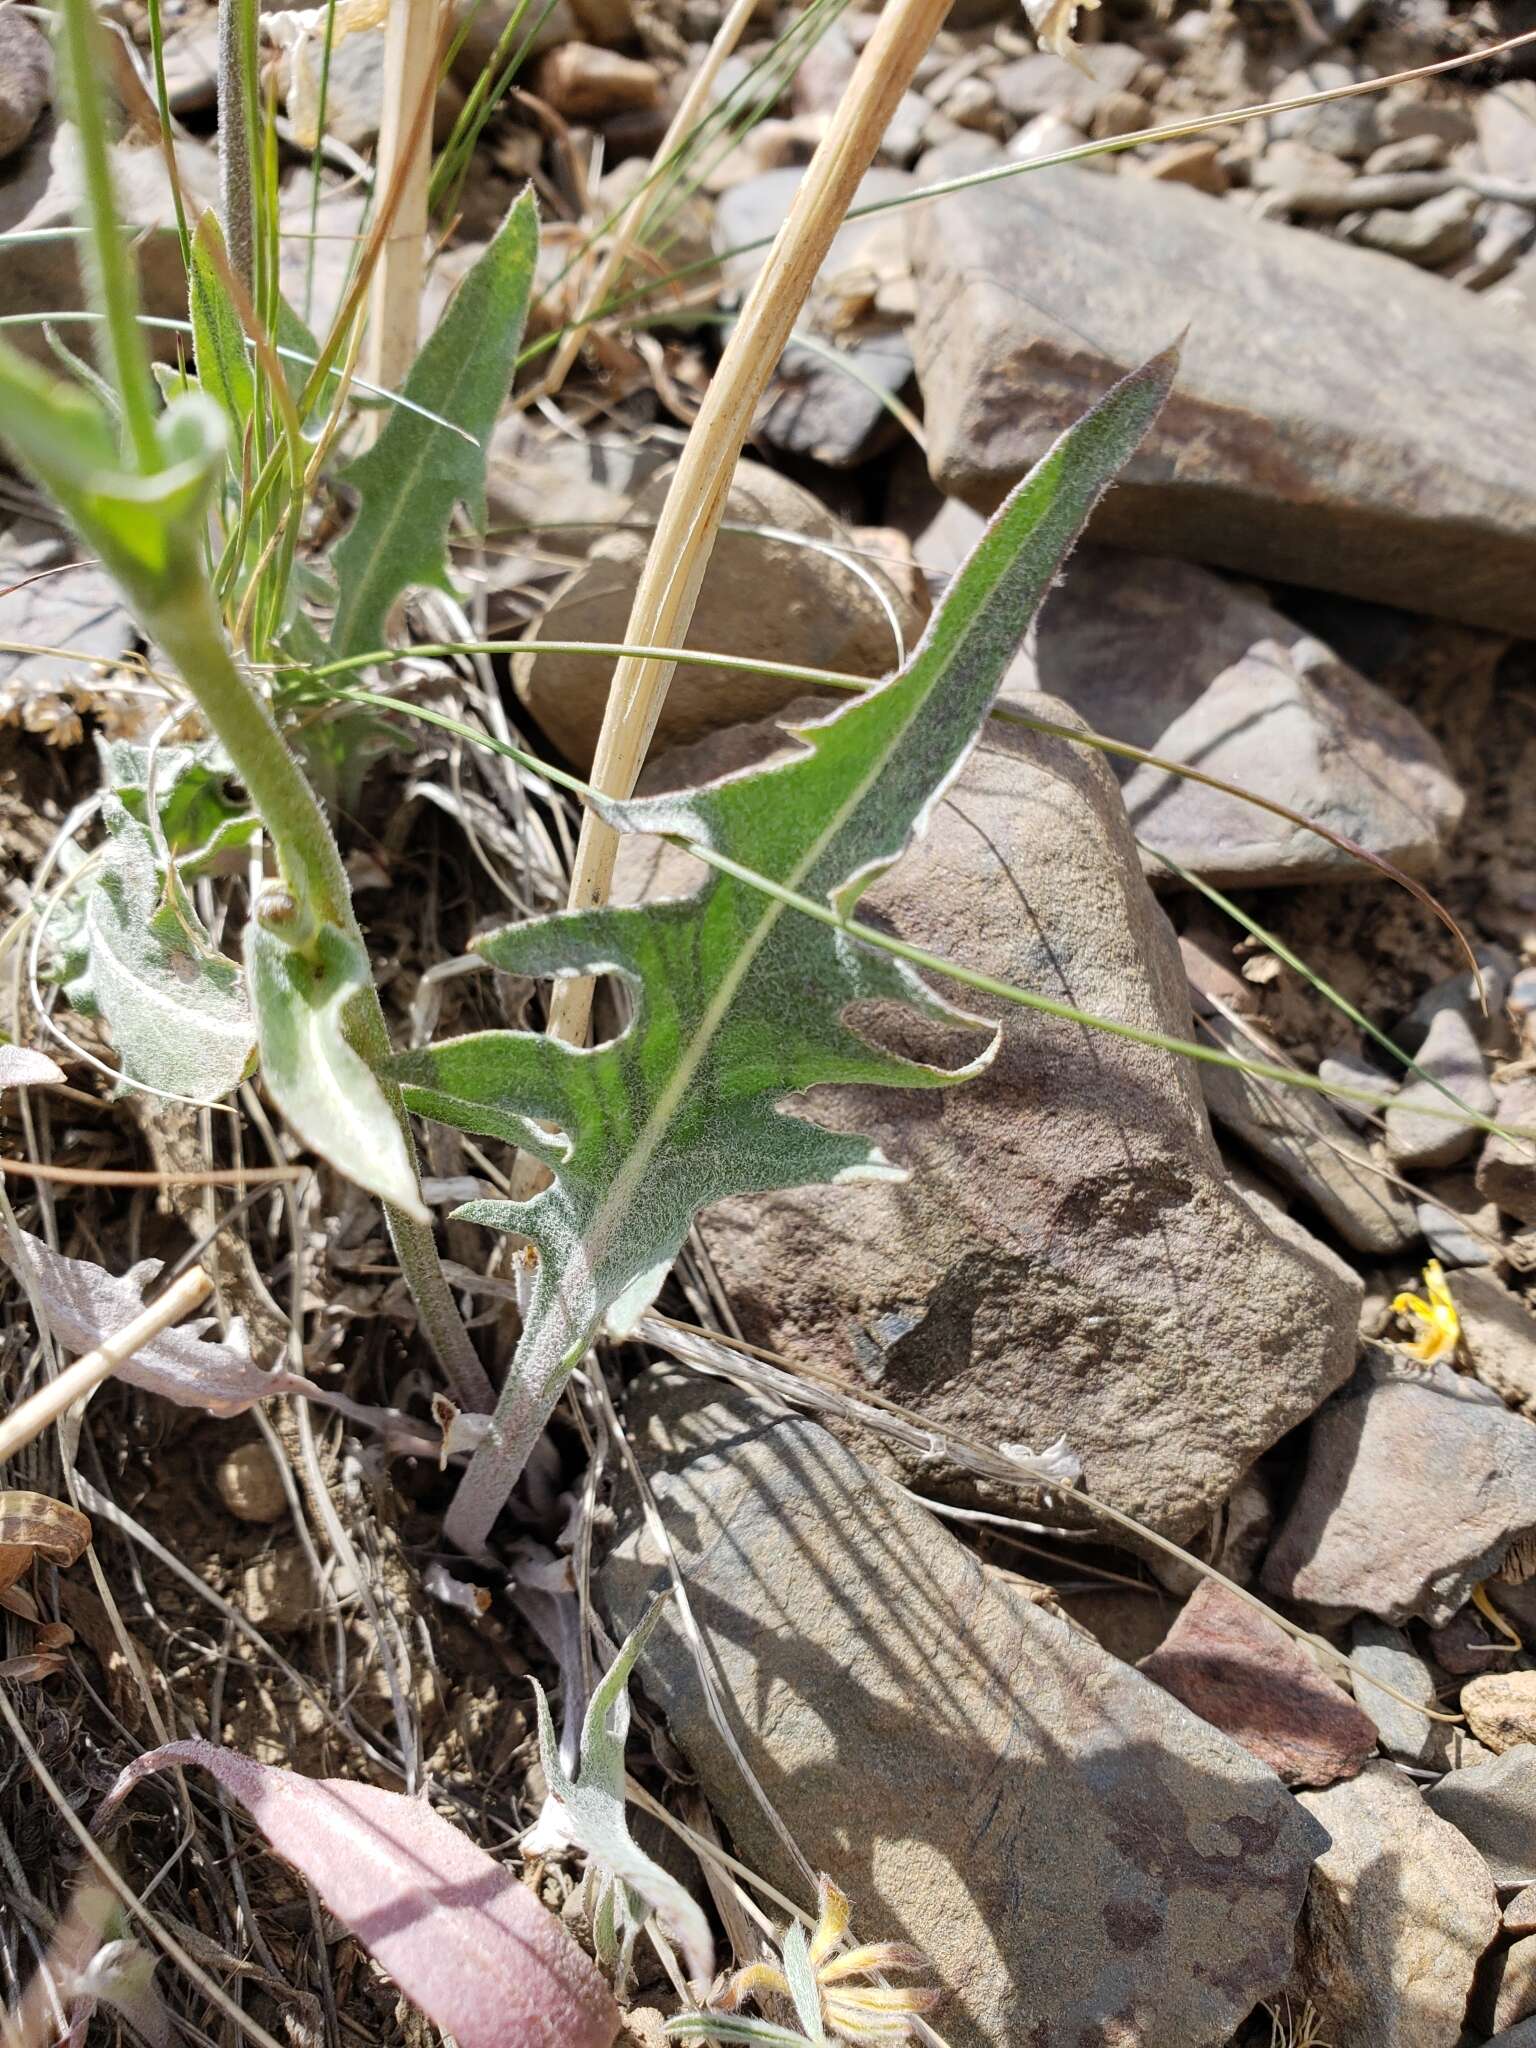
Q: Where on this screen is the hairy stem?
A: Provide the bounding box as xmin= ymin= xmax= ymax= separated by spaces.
xmin=217 ymin=0 xmax=256 ymax=293
xmin=153 ymin=585 xmax=492 ymax=1410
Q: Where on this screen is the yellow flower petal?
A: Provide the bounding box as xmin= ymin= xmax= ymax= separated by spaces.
xmin=1393 ymin=1260 xmax=1459 ymax=1365
xmin=717 ymin=1962 xmax=790 ymax=2011
xmin=809 ymin=1877 xmax=852 ymax=1967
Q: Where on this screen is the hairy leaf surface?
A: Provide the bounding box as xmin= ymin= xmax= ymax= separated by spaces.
xmin=58 ymin=808 xmax=255 ymax=1103
xmin=248 ymin=919 xmax=427 ymax=1219
xmin=528 ymin=1596 xmax=713 ymax=1986
xmin=400 ymin=351 xmax=1175 ymax=1552
xmin=188 ymin=215 xmax=255 ymax=440
xmin=52 ymin=743 xmax=256 ymax=1102
xmin=328 ymin=191 xmax=538 ymax=660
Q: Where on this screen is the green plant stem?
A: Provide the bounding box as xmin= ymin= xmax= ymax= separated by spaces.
xmin=54 ymin=0 xmax=160 ymax=470
xmin=154 ymin=586 xmax=492 ymax=1412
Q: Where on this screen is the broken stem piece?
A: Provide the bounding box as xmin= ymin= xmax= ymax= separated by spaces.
xmin=0 ymin=1267 xmax=213 ymax=1465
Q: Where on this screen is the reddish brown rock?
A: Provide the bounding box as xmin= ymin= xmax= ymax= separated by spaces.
xmin=1141 ymin=1577 xmax=1377 ymax=1788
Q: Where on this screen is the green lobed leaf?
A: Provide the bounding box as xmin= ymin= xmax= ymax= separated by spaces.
xmin=528 ymin=1596 xmax=714 ymax=1985
xmin=248 ymin=918 xmax=428 ymax=1220
xmin=57 ymin=804 xmax=256 ymax=1103
xmin=100 ymin=736 xmax=258 ymax=875
xmin=400 ymin=348 xmax=1176 ymax=1554
xmin=328 ymin=189 xmax=539 ymax=660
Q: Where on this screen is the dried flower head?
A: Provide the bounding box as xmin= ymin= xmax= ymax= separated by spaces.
xmin=717 ymin=1878 xmax=939 ymax=2045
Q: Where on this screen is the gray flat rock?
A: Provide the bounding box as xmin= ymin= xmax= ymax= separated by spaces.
xmin=1479 ymin=1078 xmax=1536 ymax=1227
xmin=0 ymin=120 xmax=213 ymax=371
xmin=1263 ymin=1346 xmax=1536 ymax=1626
xmin=1349 ymin=1619 xmax=1487 ymax=1768
xmin=1386 ymin=1007 xmax=1495 ymax=1172
xmin=1003 ymin=547 xmax=1464 ymax=887
xmin=1447 ymin=1268 xmax=1536 ymax=1415
xmin=602 ymin=1376 xmax=1327 ymax=2048
xmin=714 ymin=168 xmax=916 ymax=467
xmin=909 ymin=164 xmax=1536 ymax=633
xmin=1198 ymin=1015 xmax=1419 ymax=1256
xmin=1426 ymin=1747 xmax=1536 ymax=1885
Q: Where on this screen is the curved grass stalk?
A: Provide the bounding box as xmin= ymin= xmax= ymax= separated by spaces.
xmin=312 ymin=681 xmax=1535 ymax=1139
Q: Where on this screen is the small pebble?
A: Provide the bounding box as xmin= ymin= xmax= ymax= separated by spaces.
xmin=1386 ymin=1006 xmax=1495 ymax=1171
xmin=241 ymin=1547 xmax=315 ymax=1634
xmin=532 ymin=42 xmax=660 ymax=119
xmin=1319 ymin=1048 xmax=1390 ymax=1128
xmin=1141 ymin=139 xmax=1228 ymax=194
xmin=1366 ymin=134 xmax=1448 ymax=173
xmin=214 ymin=1442 xmax=288 ymax=1525
xmin=1463 ymin=1671 xmax=1536 ymax=1753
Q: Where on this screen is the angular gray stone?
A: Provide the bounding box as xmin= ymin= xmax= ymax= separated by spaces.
xmin=0 ymin=522 xmax=134 ymax=715
xmin=1417 ymin=1171 xmax=1501 ymax=1269
xmin=0 ymin=12 xmax=51 ymax=164
xmin=1270 ymin=59 xmax=1379 ymax=158
xmin=1386 ymin=1007 xmax=1495 ymax=1171
xmin=1480 ymin=1078 xmax=1536 ymax=1227
xmin=617 ymin=693 xmax=1362 ymax=1542
xmin=1295 ymin=1762 xmax=1499 ymax=2048
xmin=1349 ymin=1619 xmax=1484 ymax=1768
xmin=992 ymin=43 xmax=1151 ymax=128
xmin=1198 ymin=1015 xmax=1419 ymax=1256
xmin=1002 ymin=548 xmax=1463 ymax=888
xmin=1490 ymin=2020 xmax=1536 ymax=2048
xmin=714 ymin=168 xmax=915 ymax=467
xmin=1478 ymin=1930 xmax=1536 ymax=2038
xmin=601 ymin=1377 xmax=1328 ymax=2048
xmin=909 ymin=164 xmax=1536 ymax=634
xmin=159 ymin=16 xmax=219 ymax=115
xmin=1480 ymin=80 xmax=1536 ymax=184
xmin=1398 ymin=948 xmax=1515 ymax=1048
xmin=514 ymin=463 xmax=920 ymax=767
xmin=1447 ymin=1268 xmax=1536 ymax=1415
xmin=1263 ymin=1346 xmax=1536 ymax=1626
xmin=1426 ymin=1747 xmax=1536 ymax=1884
xmin=0 ymin=121 xmax=213 ymax=371
xmin=1353 ymin=186 xmax=1483 ymax=267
